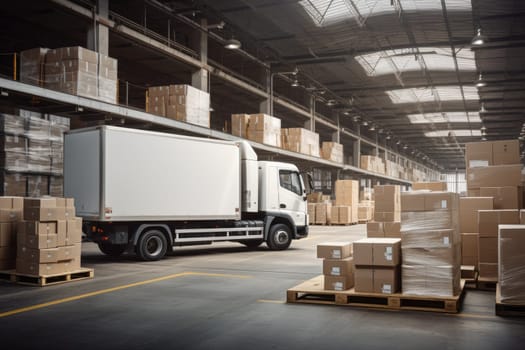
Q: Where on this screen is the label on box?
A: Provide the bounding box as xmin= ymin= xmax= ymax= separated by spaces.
xmin=385 ymin=247 xmax=392 ymax=261
xmin=382 ymin=284 xmax=392 ymax=294
xmin=332 ymin=249 xmax=341 ymax=259
xmin=331 ymin=267 xmax=341 ymax=276
xmin=469 ymin=160 xmax=489 ymax=168
xmin=334 ymin=282 xmax=343 ymax=291
xmin=443 ymin=237 xmax=450 ymax=245
xmin=441 ymin=200 xmax=447 ymax=209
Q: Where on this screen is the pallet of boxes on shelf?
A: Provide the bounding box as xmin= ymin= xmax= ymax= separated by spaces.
xmin=360 ymin=155 xmax=385 ymax=175
xmin=231 ymin=113 xmax=281 ymax=147
xmin=281 ymin=128 xmax=320 ymax=157
xmin=320 ymin=142 xmax=343 ymax=163
xmin=147 ymin=84 xmax=210 ymax=128
xmin=0 ymin=111 xmax=69 ymax=197
xmin=463 ymin=139 xmax=523 ymax=288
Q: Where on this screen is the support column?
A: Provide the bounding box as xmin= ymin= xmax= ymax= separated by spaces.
xmin=353 ymin=123 xmax=361 ymax=168
xmin=305 ymin=95 xmax=315 ymax=131
xmin=331 ymin=113 xmax=340 ymax=143
xmin=259 ymin=68 xmax=271 ymax=114
xmin=191 ymin=19 xmax=209 ymax=92
xmin=87 ymin=0 xmax=109 ymax=55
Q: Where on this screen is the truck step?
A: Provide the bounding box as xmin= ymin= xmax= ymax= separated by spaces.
xmin=0 ymin=268 xmax=94 ymax=287
xmin=287 ymin=275 xmax=465 ymax=314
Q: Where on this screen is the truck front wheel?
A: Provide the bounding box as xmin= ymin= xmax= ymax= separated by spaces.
xmin=136 ymin=230 xmax=168 ymax=261
xmin=98 ymin=242 xmax=127 ymax=257
xmin=267 ymin=224 xmax=292 ymax=250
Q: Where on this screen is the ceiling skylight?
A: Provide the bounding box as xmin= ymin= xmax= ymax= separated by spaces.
xmin=299 ymin=0 xmax=471 ymax=27
xmin=408 ymin=112 xmax=482 ymax=124
xmin=425 ymin=130 xmax=481 ymax=137
xmin=387 ymin=86 xmax=479 ymax=104
xmin=355 ymin=47 xmax=476 ymax=77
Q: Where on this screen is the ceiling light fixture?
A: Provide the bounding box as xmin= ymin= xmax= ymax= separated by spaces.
xmin=396 ymin=140 xmax=401 ymax=145
xmin=291 ymin=79 xmax=299 ymax=87
xmin=471 ymin=28 xmax=488 ymax=47
xmin=352 ymin=116 xmax=360 ymax=122
xmin=362 ymin=120 xmax=369 ymax=126
xmin=475 ymin=73 xmax=487 ymax=88
xmin=386 ymin=134 xmax=392 ymax=140
xmin=403 ymin=144 xmax=408 ymax=150
xmin=369 ymin=124 xmax=376 ymax=131
xmin=326 ymin=99 xmax=336 ymax=106
xmin=224 ymin=37 xmax=241 ymax=50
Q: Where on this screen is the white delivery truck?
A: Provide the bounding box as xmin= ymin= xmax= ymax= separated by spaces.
xmin=64 ymin=126 xmax=309 ymax=260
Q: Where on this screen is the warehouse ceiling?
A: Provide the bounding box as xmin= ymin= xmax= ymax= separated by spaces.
xmin=174 ymin=0 xmax=525 ymax=170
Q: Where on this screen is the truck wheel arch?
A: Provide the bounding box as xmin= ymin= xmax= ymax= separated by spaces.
xmin=264 ymin=213 xmax=297 ymax=239
xmin=132 ymin=224 xmax=173 ymax=247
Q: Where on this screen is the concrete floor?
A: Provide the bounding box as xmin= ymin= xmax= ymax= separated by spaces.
xmin=0 ymin=224 xmax=524 ymax=349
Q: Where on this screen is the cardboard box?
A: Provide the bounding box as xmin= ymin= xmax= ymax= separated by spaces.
xmin=315 ymin=203 xmax=332 ymax=225
xmin=338 ymin=206 xmax=353 ymax=224
xmin=467 ymin=165 xmax=522 ymax=189
xmin=402 ymin=192 xmax=458 ymax=212
xmin=367 ymin=222 xmax=383 ymax=238
xmin=412 ymin=182 xmax=447 ymax=191
xmin=16 ymin=259 xmax=69 ymax=276
xmin=0 ymin=223 xmax=15 ymax=247
xmin=323 ymin=257 xmax=354 ymax=276
xmin=498 ymin=225 xmax=525 ymax=303
xmin=0 ymin=259 xmax=15 ymax=270
xmin=465 ymin=141 xmax=492 ymax=168
xmin=492 ymin=140 xmax=520 ymax=165
xmin=17 ymin=221 xmax=57 ymax=236
xmin=57 ymin=244 xmax=81 ymax=261
xmin=478 ymin=263 xmax=498 ymax=280
xmin=384 ymin=222 xmax=401 ymax=238
xmin=374 ymin=185 xmax=400 ymax=213
xmin=354 ymin=267 xmax=399 ymax=294
xmin=320 ymin=142 xmax=343 ymax=163
xmin=324 ymin=275 xmax=354 ymax=291
xmin=521 ymin=209 xmax=525 ymax=224
xmin=459 ymin=197 xmax=494 ymax=233
xmin=478 ymin=237 xmax=498 ymax=263
xmin=353 ymin=238 xmax=401 ymax=266
xmin=23 ymin=197 xmax=58 ymax=208
xmin=317 ymin=242 xmax=352 ymax=259
xmin=0 ymin=196 xmax=24 ymax=209
xmin=480 ymin=187 xmax=522 ymax=209
xmin=401 ymin=229 xmax=457 ymax=249
xmin=23 ymin=207 xmax=59 ymax=222
xmin=24 ymin=233 xmax=58 ymax=249
xmin=461 ymin=233 xmax=478 ymax=266
xmin=0 ymin=209 xmax=21 ymax=222
xmin=374 ymin=212 xmax=401 ymax=222
xmin=0 ymin=246 xmax=15 ymax=260
xmin=307 ymin=203 xmax=316 ymax=224
xmin=401 ymin=192 xmax=426 ymax=212
xmin=21 ymin=247 xmax=60 ymax=264
xmin=334 ymin=180 xmax=359 ymax=209
xmin=478 ymin=210 xmax=520 ymax=237
xmin=357 ymin=205 xmax=372 ymax=222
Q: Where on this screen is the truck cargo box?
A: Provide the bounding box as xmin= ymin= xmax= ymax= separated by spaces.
xmin=64 ymin=126 xmax=241 ymax=221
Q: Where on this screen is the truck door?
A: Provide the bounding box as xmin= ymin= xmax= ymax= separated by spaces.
xmin=278 ymin=169 xmax=307 ymax=227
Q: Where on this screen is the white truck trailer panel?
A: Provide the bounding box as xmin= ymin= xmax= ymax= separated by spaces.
xmin=65 ymin=126 xmax=241 ymax=221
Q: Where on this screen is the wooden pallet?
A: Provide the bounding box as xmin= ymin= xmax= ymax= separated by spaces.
xmin=287 ymin=275 xmax=466 ymax=313
xmin=495 ymin=285 xmax=525 ymax=316
xmin=0 ymin=268 xmax=94 ymax=287
xmin=477 ymin=277 xmax=497 ymax=291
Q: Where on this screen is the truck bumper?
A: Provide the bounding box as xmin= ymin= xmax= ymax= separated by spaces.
xmin=295 ymin=225 xmax=308 ymax=238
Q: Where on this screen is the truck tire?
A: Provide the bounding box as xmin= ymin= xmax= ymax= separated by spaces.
xmin=136 ymin=229 xmax=168 ymax=261
xmin=240 ymin=240 xmax=263 ymax=249
xmin=266 ymin=224 xmax=292 ymax=250
xmin=98 ymin=242 xmax=127 ymax=257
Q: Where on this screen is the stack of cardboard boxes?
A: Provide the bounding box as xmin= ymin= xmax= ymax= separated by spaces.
xmin=401 ymin=192 xmax=461 ymax=296
xmin=281 ymin=128 xmax=320 ymax=157
xmin=231 ymin=114 xmax=281 ymax=147
xmin=0 ymin=197 xmax=23 ymax=270
xmin=353 ymin=238 xmax=401 ymax=294
xmin=0 ymin=112 xmax=69 ymax=197
xmin=412 ymin=182 xmax=447 ymax=191
xmin=459 ymin=197 xmax=493 ymax=269
xmin=20 ymin=48 xmax=48 ymax=86
xmin=360 ymin=155 xmax=385 ymax=174
xmin=333 ymin=180 xmax=358 ymax=225
xmin=320 ymin=142 xmax=343 ymax=163
xmin=357 ymin=201 xmax=374 ymax=222
xmin=317 ymin=242 xmax=354 ymax=291
xmin=97 ymin=54 xmax=118 ymax=104
xmin=498 ymin=225 xmax=525 ymax=303
xmin=147 ymin=84 xmax=210 ymax=128
xmin=315 ymin=201 xmax=332 ymax=225
xmin=366 ymin=185 xmax=401 ymax=238
xmin=463 ymin=139 xmax=523 ymax=281
xmin=16 ymin=197 xmax=82 ymax=276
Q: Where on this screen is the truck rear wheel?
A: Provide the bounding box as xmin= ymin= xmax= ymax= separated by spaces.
xmin=267 ymin=224 xmax=292 ymax=250
xmin=136 ymin=229 xmax=168 ymax=261
xmin=98 ymin=242 xmax=127 ymax=257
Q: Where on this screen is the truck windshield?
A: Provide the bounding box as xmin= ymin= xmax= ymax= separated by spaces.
xmin=279 ymin=170 xmax=302 ymax=196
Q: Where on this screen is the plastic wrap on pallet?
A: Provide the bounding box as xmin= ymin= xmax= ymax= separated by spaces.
xmin=98 ymin=77 xmax=118 ymax=104
xmin=20 ymin=48 xmax=49 ymax=86
xmin=499 ymin=225 xmax=525 ymax=304
xmin=401 ymin=229 xmax=459 ymax=249
xmin=27 ymin=174 xmax=49 ymax=197
xmin=401 ymin=211 xmax=458 ymax=232
xmin=466 ymin=165 xmax=522 ymax=189
xmin=402 ymin=244 xmax=461 ymax=266
xmin=49 ymin=176 xmax=63 ymax=197
xmin=0 ymin=172 xmax=26 ymax=196
xmin=402 ymin=264 xmax=461 ymax=297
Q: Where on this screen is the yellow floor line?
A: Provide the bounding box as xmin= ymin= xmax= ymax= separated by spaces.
xmin=257 ymin=299 xmax=286 ymax=304
xmin=0 ymin=271 xmax=250 ymax=318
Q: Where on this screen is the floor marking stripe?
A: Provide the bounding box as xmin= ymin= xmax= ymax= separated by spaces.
xmin=257 ymin=299 xmax=285 ymax=304
xmin=0 ymin=271 xmax=250 ymax=318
